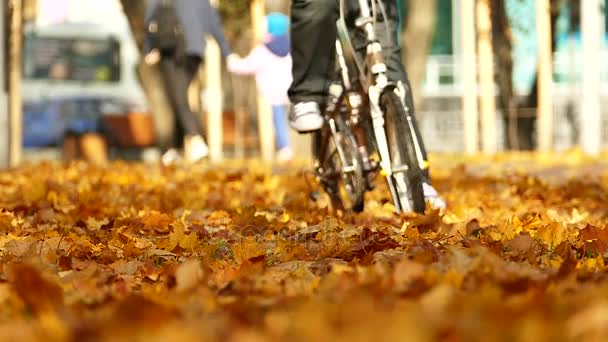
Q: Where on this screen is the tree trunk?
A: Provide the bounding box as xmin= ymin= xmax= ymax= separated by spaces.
xmin=8 ymin=0 xmax=23 ymax=166
xmin=401 ymin=0 xmax=438 ymax=111
xmin=477 ymin=0 xmax=498 ymax=153
xmin=491 ymin=0 xmax=518 ymax=149
xmin=461 ymin=0 xmax=479 ymax=154
xmin=119 ymin=0 xmax=175 ymax=150
xmin=22 ymin=0 xmax=36 ymax=22
xmin=0 ymin=1 xmax=9 ymax=167
xmin=520 ymin=0 xmax=564 ymax=150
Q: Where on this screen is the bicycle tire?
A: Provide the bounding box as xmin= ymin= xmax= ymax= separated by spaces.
xmin=336 ymin=120 xmax=366 ymax=212
xmin=314 ymin=120 xmax=366 ymax=212
xmin=380 ymin=91 xmax=425 ymax=213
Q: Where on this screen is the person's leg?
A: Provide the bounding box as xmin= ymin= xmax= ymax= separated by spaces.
xmin=160 ymin=53 xmax=207 ymax=162
xmin=180 ymin=55 xmax=209 ymax=162
xmin=272 ymin=105 xmax=291 ymax=150
xmin=173 ymin=118 xmax=185 ymax=148
xmin=159 ymin=55 xmax=181 ymax=151
xmin=288 ymin=0 xmax=339 ymax=104
xmin=172 ymin=55 xmax=203 ymax=137
xmin=159 ymin=54 xmax=203 ymax=137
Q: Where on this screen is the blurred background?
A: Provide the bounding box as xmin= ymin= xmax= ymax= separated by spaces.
xmin=0 ymin=0 xmax=606 ymax=166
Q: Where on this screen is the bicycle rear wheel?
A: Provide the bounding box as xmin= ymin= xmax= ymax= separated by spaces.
xmin=314 ymin=120 xmax=366 ymax=212
xmin=380 ymin=91 xmax=425 ymax=214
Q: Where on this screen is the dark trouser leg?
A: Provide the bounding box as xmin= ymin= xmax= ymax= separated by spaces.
xmin=288 ymin=0 xmax=338 ymax=104
xmin=160 ymin=54 xmax=203 ymax=144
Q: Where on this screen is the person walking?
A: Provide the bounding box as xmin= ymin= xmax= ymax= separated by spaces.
xmin=144 ymin=0 xmax=232 ymax=164
xmin=227 ymin=12 xmax=294 ymax=162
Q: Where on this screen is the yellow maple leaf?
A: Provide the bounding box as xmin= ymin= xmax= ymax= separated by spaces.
xmin=536 ymin=222 xmax=570 ymax=248
xmin=166 ymin=222 xmax=185 ymax=252
xmin=179 ymin=232 xmax=199 ymax=252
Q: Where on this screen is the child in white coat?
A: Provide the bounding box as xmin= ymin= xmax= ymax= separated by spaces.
xmin=227 ymin=12 xmax=294 ymax=162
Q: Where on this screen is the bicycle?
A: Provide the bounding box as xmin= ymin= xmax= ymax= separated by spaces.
xmin=311 ymin=0 xmax=427 ymax=214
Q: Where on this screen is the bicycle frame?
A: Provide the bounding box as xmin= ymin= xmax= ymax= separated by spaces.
xmin=336 ymin=0 xmax=404 ymax=211
xmin=314 ymin=0 xmax=425 ymax=213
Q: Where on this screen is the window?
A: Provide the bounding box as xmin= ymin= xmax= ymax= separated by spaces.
xmin=431 ymin=0 xmax=453 ymax=55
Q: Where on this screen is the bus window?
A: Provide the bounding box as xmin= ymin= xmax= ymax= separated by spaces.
xmin=24 ymin=35 xmax=121 ymax=83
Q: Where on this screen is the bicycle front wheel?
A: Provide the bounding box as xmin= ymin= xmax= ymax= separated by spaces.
xmin=380 ymin=91 xmax=425 ymax=214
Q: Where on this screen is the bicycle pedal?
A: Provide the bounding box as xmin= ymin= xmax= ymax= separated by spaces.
xmin=366 ymin=173 xmax=376 ymax=190
xmin=362 ymin=159 xmax=376 ymax=172
xmin=366 ymin=181 xmax=376 ymax=191
xmin=368 ymin=160 xmax=379 ymax=171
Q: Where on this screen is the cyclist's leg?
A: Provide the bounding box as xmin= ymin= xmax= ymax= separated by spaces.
xmin=288 ymin=0 xmax=338 ymax=104
xmin=373 ymin=0 xmax=431 ymax=181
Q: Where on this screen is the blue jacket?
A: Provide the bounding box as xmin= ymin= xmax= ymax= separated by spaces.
xmin=145 ymin=0 xmax=231 ymax=58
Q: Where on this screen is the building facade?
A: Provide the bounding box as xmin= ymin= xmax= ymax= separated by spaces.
xmin=418 ymin=0 xmax=608 ymax=152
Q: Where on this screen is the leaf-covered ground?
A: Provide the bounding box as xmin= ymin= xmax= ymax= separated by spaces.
xmin=2 ymin=152 xmax=608 ymax=341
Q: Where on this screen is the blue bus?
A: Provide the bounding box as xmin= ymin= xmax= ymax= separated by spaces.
xmin=21 ymin=21 xmax=147 ymax=147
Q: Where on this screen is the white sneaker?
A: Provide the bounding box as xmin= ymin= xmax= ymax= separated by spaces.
xmin=276 ymin=147 xmax=294 ymax=163
xmin=161 ymin=148 xmax=182 ymax=166
xmin=184 ymin=135 xmax=209 ymax=163
xmin=423 ymin=182 xmax=446 ymax=210
xmin=289 ymin=102 xmax=324 ymax=133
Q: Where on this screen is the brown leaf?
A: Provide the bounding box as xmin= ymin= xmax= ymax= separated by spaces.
xmin=466 ymin=219 xmax=482 ymax=236
xmin=556 ymin=252 xmax=578 ymax=279
xmin=393 ymin=258 xmax=426 ymax=291
xmin=237 ymin=255 xmax=266 ymax=279
xmin=578 ymin=224 xmax=608 ymax=255
xmin=110 ymin=259 xmax=143 ymax=276
xmin=108 ymin=295 xmax=177 ymax=328
xmin=503 ymin=233 xmax=539 ymax=261
xmin=408 ymin=209 xmax=442 ymax=233
xmin=10 ymin=263 xmax=63 ymax=314
xmin=553 ymin=241 xmax=575 ymax=259
xmin=175 ymin=259 xmax=204 ymax=293
xmin=407 ymin=241 xmax=441 ymax=265
xmin=350 ymin=228 xmax=401 ymax=259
